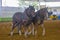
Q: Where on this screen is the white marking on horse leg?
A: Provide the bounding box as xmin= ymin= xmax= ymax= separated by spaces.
xmin=32 ymin=26 xmax=35 ymax=35
xmin=10 ymin=23 xmax=16 ymax=36
xmin=10 ymin=31 xmax=13 ymax=36
xmin=42 ymin=28 xmax=45 ymax=36
xmin=41 ymin=24 xmax=45 ymax=36
xmin=10 ymin=25 xmax=14 ymax=36
xmin=19 ymin=30 xmax=21 ymax=35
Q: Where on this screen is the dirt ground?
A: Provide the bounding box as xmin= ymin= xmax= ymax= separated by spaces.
xmin=0 ymin=20 xmax=60 ymax=40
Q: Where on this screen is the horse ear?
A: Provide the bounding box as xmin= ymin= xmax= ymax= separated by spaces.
xmin=33 ymin=5 xmax=34 ymax=7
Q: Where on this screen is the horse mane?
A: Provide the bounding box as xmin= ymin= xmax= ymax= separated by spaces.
xmin=24 ymin=8 xmax=29 ymax=14
xmin=24 ymin=6 xmax=35 ymax=18
xmin=36 ymin=8 xmax=48 ymax=14
xmin=24 ymin=5 xmax=35 ymax=14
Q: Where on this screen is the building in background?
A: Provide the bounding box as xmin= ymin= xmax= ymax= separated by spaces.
xmin=1 ymin=0 xmax=60 ymax=19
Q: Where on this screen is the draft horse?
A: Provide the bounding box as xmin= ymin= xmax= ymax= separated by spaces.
xmin=28 ymin=8 xmax=48 ymax=36
xmin=10 ymin=6 xmax=35 ymax=37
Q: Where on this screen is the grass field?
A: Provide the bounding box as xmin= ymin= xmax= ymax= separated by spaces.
xmin=0 ymin=20 xmax=60 ymax=40
xmin=0 ymin=18 xmax=12 ymax=22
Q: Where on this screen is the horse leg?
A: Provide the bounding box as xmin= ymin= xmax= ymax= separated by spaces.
xmin=32 ymin=20 xmax=38 ymax=35
xmin=17 ymin=24 xmax=22 ymax=35
xmin=27 ymin=23 xmax=34 ymax=35
xmin=34 ymin=24 xmax=38 ymax=35
xmin=29 ymin=23 xmax=37 ymax=35
xmin=10 ymin=22 xmax=17 ymax=36
xmin=10 ymin=25 xmax=14 ymax=36
xmin=31 ymin=23 xmax=35 ymax=35
xmin=24 ymin=20 xmax=32 ymax=36
xmin=40 ymin=22 xmax=45 ymax=36
xmin=24 ymin=26 xmax=28 ymax=37
xmin=29 ymin=24 xmax=38 ymax=36
xmin=40 ymin=20 xmax=45 ymax=36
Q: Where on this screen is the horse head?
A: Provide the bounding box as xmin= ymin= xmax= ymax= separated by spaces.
xmin=36 ymin=7 xmax=48 ymax=20
xmin=24 ymin=5 xmax=35 ymax=18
